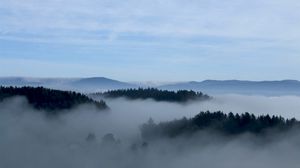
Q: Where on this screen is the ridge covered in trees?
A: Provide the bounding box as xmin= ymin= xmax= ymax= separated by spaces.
xmin=0 ymin=86 xmax=108 ymax=113
xmin=99 ymin=88 xmax=211 ymax=102
xmin=141 ymin=111 xmax=299 ymax=140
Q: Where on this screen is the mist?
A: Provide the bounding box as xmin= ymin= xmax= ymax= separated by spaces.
xmin=200 ymin=94 xmax=300 ymax=119
xmin=104 ymin=94 xmax=300 ymax=123
xmin=1 ymin=95 xmax=300 ymax=168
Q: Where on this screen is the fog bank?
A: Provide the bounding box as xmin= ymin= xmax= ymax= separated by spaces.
xmin=1 ymin=95 xmax=300 ymax=168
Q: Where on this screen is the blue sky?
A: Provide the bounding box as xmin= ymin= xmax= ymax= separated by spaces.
xmin=0 ymin=0 xmax=300 ymax=81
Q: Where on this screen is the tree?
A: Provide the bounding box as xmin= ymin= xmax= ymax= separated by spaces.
xmin=140 ymin=111 xmax=299 ymax=140
xmin=97 ymin=88 xmax=211 ymax=103
xmin=0 ymin=86 xmax=108 ymax=113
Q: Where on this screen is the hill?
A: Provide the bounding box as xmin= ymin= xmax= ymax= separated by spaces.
xmin=159 ymin=80 xmax=300 ymax=95
xmin=70 ymin=77 xmax=136 ymax=91
xmin=141 ymin=111 xmax=299 ymax=140
xmin=3 ymin=77 xmax=300 ymax=95
xmin=99 ymin=88 xmax=211 ymax=103
xmin=0 ymin=77 xmax=136 ymax=92
xmin=0 ymin=86 xmax=108 ymax=113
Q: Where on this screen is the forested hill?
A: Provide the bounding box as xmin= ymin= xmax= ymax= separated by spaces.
xmin=99 ymin=88 xmax=211 ymax=103
xmin=0 ymin=86 xmax=108 ymax=113
xmin=141 ymin=111 xmax=299 ymax=140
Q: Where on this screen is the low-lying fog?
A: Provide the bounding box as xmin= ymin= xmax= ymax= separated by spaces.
xmin=1 ymin=94 xmax=300 ymax=168
xmin=104 ymin=94 xmax=300 ymax=122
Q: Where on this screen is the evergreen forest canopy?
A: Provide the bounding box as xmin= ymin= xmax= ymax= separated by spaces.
xmin=0 ymin=86 xmax=108 ymax=113
xmin=100 ymin=88 xmax=211 ymax=102
xmin=141 ymin=111 xmax=299 ymax=140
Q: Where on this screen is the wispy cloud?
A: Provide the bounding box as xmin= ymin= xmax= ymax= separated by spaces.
xmin=1 ymin=0 xmax=300 ymax=80
xmin=1 ymin=0 xmax=300 ymax=41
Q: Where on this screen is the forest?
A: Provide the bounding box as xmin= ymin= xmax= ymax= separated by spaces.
xmin=99 ymin=88 xmax=211 ymax=102
xmin=0 ymin=86 xmax=108 ymax=113
xmin=141 ymin=111 xmax=299 ymax=140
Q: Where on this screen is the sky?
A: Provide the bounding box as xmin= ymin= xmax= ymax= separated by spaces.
xmin=0 ymin=0 xmax=300 ymax=82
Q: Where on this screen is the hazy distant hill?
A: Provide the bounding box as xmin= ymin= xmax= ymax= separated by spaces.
xmin=70 ymin=77 xmax=136 ymax=91
xmin=2 ymin=77 xmax=300 ymax=95
xmin=0 ymin=77 xmax=136 ymax=92
xmin=0 ymin=77 xmax=43 ymax=86
xmin=159 ymin=80 xmax=300 ymax=96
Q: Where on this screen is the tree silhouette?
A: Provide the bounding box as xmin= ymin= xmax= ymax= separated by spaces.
xmin=98 ymin=88 xmax=211 ymax=103
xmin=141 ymin=111 xmax=299 ymax=140
xmin=0 ymin=86 xmax=108 ymax=114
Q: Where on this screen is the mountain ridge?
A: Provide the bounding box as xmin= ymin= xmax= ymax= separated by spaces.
xmin=0 ymin=77 xmax=136 ymax=92
xmin=159 ymin=79 xmax=300 ymax=95
xmin=1 ymin=77 xmax=300 ymax=95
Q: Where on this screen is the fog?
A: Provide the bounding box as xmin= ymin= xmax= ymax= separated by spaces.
xmin=200 ymin=94 xmax=300 ymax=119
xmin=104 ymin=94 xmax=300 ymax=124
xmin=1 ymin=95 xmax=300 ymax=168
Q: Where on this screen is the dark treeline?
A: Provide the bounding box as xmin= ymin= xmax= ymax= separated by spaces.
xmin=0 ymin=86 xmax=108 ymax=113
xmin=141 ymin=111 xmax=299 ymax=140
xmin=99 ymin=88 xmax=211 ymax=102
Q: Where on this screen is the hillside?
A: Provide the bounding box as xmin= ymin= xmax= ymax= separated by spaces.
xmin=70 ymin=77 xmax=136 ymax=91
xmin=99 ymin=88 xmax=211 ymax=103
xmin=141 ymin=111 xmax=299 ymax=140
xmin=0 ymin=77 xmax=136 ymax=92
xmin=3 ymin=77 xmax=300 ymax=95
xmin=159 ymin=80 xmax=300 ymax=95
xmin=0 ymin=86 xmax=108 ymax=113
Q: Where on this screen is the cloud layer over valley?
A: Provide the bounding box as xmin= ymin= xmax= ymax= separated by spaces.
xmin=1 ymin=94 xmax=300 ymax=168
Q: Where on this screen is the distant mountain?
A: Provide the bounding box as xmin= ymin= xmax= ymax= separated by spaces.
xmin=159 ymin=80 xmax=300 ymax=96
xmin=0 ymin=77 xmax=43 ymax=86
xmin=2 ymin=77 xmax=300 ymax=95
xmin=70 ymin=77 xmax=136 ymax=92
xmin=0 ymin=77 xmax=137 ymax=92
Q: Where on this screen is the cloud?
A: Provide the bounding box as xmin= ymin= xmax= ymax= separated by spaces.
xmin=199 ymin=94 xmax=300 ymax=119
xmin=1 ymin=95 xmax=300 ymax=168
xmin=1 ymin=0 xmax=300 ymax=41
xmin=1 ymin=0 xmax=300 ymax=81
